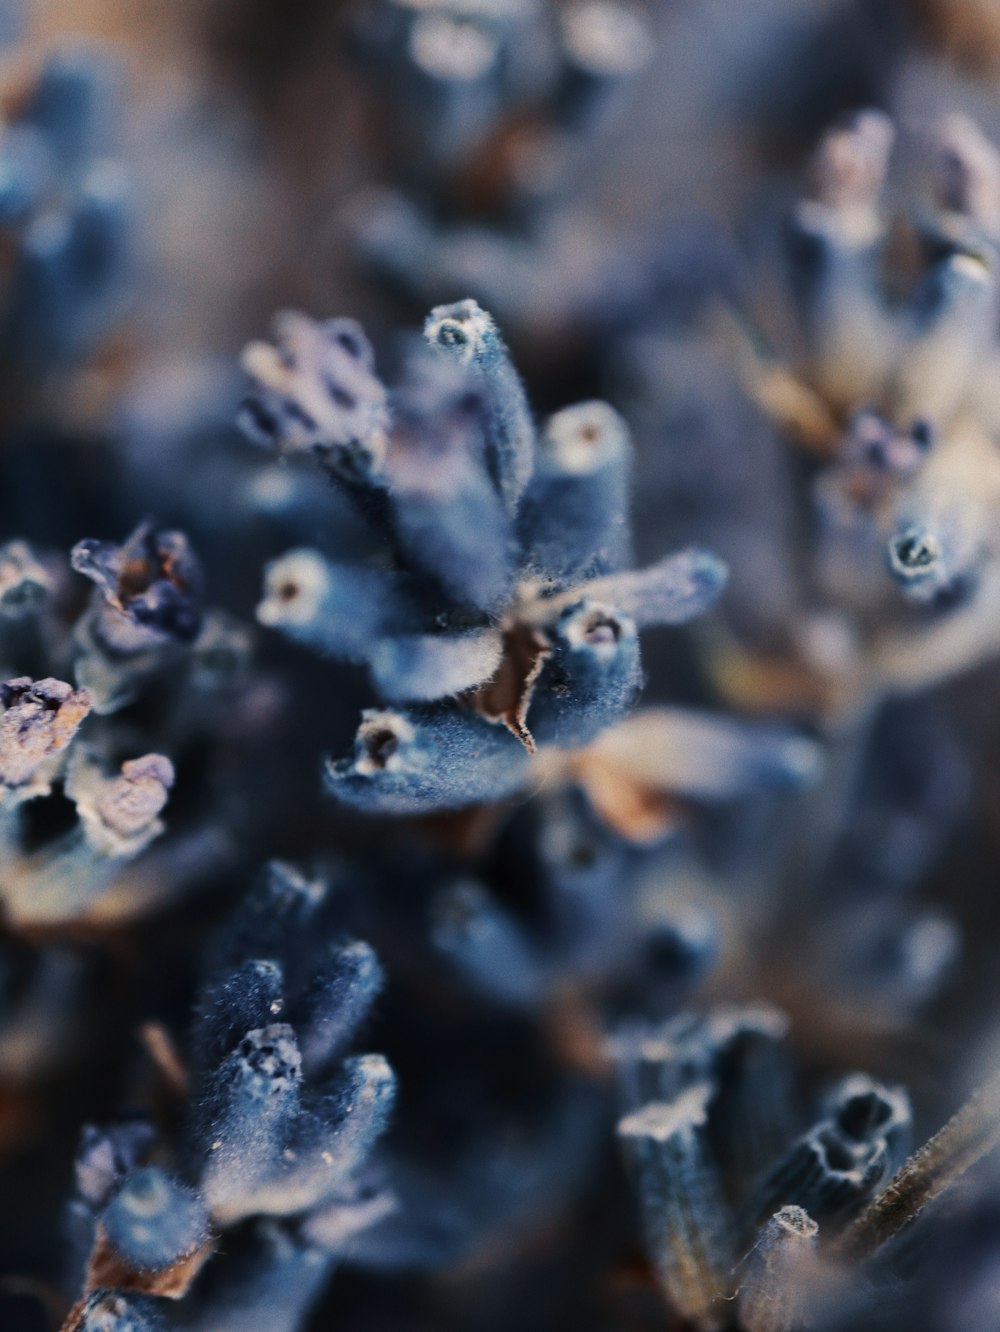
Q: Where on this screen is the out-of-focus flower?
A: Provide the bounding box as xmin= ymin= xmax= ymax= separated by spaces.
xmin=0 ymin=44 xmax=130 ymax=371
xmin=694 ymin=110 xmax=1000 ymax=720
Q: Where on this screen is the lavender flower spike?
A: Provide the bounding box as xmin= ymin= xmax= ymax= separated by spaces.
xmin=243 ymin=303 xmax=733 ymax=811
xmin=100 ymin=1168 xmax=210 ymax=1275
xmin=326 ymin=707 xmax=531 ymax=814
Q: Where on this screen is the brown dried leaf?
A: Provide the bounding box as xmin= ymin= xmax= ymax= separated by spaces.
xmin=464 ymin=622 xmax=551 ymax=753
xmin=567 ymin=748 xmax=681 ymax=846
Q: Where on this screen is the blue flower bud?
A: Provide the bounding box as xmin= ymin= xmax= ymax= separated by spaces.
xmin=528 ymin=600 xmax=641 ymax=748
xmin=199 ymin=1024 xmax=303 ymax=1223
xmin=101 ymin=1167 xmax=210 ymax=1273
xmin=315 ymin=1053 xmax=397 ymax=1186
xmin=519 ymin=401 xmax=631 ymax=581
xmin=386 ymin=352 xmax=515 ymax=612
xmin=424 ymin=299 xmax=535 ymax=513
xmin=75 ymin=1290 xmax=165 ymax=1332
xmin=256 ymin=549 xmax=415 ymax=661
xmin=545 ymin=547 xmax=728 ymax=628
xmin=235 ymin=1053 xmax=396 ymax=1219
xmin=369 ymin=628 xmax=504 ymax=703
xmin=295 ymin=939 xmax=385 ymax=1073
xmin=326 ymin=706 xmax=531 ymax=814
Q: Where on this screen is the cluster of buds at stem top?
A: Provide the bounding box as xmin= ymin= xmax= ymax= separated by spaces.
xmin=700 ymin=108 xmax=1000 ymax=713
xmin=63 ymin=863 xmax=397 ymax=1332
xmin=346 ymin=0 xmax=657 ymax=338
xmin=241 ymin=297 xmax=818 ymax=819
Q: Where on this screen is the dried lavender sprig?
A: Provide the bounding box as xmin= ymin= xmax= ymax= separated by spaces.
xmin=838 ymin=1066 xmax=1000 ymax=1261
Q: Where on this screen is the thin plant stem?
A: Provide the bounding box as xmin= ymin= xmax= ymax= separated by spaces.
xmin=838 ymin=1068 xmax=1000 ymax=1261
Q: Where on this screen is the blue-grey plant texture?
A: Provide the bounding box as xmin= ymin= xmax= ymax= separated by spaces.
xmin=5 ymin=2 xmax=1000 ymax=1331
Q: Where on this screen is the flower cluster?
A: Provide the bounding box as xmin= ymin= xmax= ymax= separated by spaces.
xmin=347 ymin=0 xmax=655 ymax=338
xmin=692 ymin=109 xmax=1000 ymax=717
xmin=0 ymin=7 xmax=999 ymax=1332
xmin=240 ymin=297 xmax=744 ymax=814
xmin=62 ymin=862 xmax=395 ymax=1332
